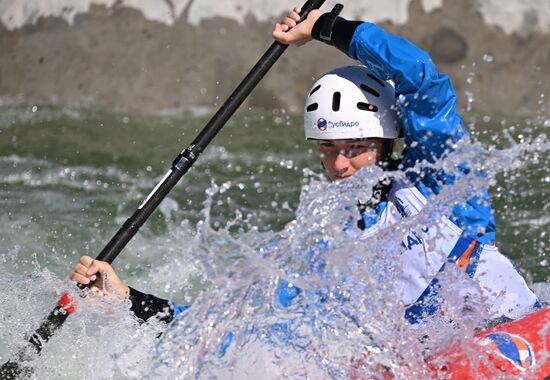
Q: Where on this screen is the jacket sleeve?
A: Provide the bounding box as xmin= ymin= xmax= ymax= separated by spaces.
xmin=312 ymin=17 xmax=496 ymax=244
xmin=313 ymin=17 xmax=466 ymax=166
xmin=128 ymin=287 xmax=190 ymax=323
xmin=349 ymin=23 xmax=467 ymax=167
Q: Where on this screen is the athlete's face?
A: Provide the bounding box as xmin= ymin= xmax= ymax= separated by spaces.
xmin=318 ymin=139 xmax=384 ymax=181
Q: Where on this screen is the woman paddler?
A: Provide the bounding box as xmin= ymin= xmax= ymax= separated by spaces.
xmin=70 ymin=5 xmax=541 ymax=327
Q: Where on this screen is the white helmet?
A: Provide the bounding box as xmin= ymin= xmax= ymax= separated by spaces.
xmin=304 ymin=66 xmax=400 ymax=140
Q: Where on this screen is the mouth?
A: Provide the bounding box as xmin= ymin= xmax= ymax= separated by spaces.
xmin=334 ymin=174 xmax=351 ymax=180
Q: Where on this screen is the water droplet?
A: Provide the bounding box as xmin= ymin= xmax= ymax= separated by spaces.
xmin=464 ymin=91 xmax=475 ymax=112
xmin=482 ymin=54 xmax=494 ymax=63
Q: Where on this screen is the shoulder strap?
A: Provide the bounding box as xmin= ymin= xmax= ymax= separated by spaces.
xmin=356 ymin=176 xmax=393 ymax=230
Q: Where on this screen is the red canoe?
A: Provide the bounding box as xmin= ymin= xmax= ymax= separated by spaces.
xmin=352 ymin=307 xmax=549 ymax=379
xmin=427 ymin=306 xmax=549 ymax=379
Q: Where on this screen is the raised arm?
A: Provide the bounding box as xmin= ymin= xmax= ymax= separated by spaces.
xmin=344 ymin=22 xmax=467 ymax=166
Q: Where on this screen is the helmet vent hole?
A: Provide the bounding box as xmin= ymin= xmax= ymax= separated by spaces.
xmin=360 ymin=84 xmax=380 ymax=97
xmin=332 ymin=92 xmax=341 ymax=111
xmin=357 ymin=102 xmax=378 ymax=112
xmin=309 ymin=84 xmax=321 ymax=96
xmin=367 ymin=73 xmax=385 ymax=87
xmin=306 ymin=103 xmax=318 ymax=112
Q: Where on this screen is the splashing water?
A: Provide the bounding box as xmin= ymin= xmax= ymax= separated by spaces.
xmin=142 ymin=133 xmax=548 ymax=379
xmin=0 ymin=103 xmax=549 ymax=379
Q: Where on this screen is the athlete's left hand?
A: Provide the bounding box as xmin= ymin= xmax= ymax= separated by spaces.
xmin=272 ymin=6 xmax=323 ymax=45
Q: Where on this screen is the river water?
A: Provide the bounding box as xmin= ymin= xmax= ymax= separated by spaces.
xmin=0 ymin=101 xmax=548 ymax=378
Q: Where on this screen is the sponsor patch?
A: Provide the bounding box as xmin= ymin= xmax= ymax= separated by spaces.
xmin=479 ymin=332 xmax=535 ymax=371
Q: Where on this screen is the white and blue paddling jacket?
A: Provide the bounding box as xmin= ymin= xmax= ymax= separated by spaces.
xmin=354 ymin=181 xmax=540 ymax=324
xmin=169 ymin=19 xmax=540 ymax=327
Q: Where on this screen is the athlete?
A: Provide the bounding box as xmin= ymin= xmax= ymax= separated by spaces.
xmin=70 ymin=6 xmax=540 ymax=326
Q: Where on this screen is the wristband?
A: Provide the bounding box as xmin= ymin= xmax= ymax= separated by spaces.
xmin=312 ymin=11 xmax=362 ymax=55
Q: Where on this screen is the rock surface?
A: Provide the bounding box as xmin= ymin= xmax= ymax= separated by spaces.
xmin=0 ymin=0 xmax=548 ymax=116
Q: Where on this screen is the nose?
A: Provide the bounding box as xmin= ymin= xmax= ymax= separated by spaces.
xmin=333 ymin=153 xmax=350 ymax=174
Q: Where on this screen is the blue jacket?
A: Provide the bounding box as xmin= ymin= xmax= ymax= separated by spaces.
xmin=348 ymin=22 xmax=495 ymax=244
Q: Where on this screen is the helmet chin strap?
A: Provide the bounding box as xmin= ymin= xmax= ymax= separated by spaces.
xmin=381 ymin=139 xmax=395 ymax=161
xmin=356 ymin=176 xmax=394 ymax=230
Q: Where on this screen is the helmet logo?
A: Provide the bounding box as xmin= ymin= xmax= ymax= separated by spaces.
xmin=316 ymin=118 xmax=328 ymax=131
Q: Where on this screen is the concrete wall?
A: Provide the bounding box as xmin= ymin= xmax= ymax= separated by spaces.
xmin=1 ymin=0 xmax=549 ymax=115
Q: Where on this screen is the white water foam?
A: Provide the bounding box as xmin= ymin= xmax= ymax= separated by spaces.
xmin=1 ymin=117 xmax=548 ymax=378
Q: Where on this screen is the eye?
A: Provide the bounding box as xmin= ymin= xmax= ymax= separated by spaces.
xmin=348 ymin=143 xmax=378 ymax=155
xmin=349 ymin=143 xmax=367 ymax=150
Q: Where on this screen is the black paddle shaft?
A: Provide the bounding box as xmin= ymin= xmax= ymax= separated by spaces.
xmin=0 ymin=2 xmax=329 ymax=378
xmin=97 ymin=0 xmax=327 ymax=264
